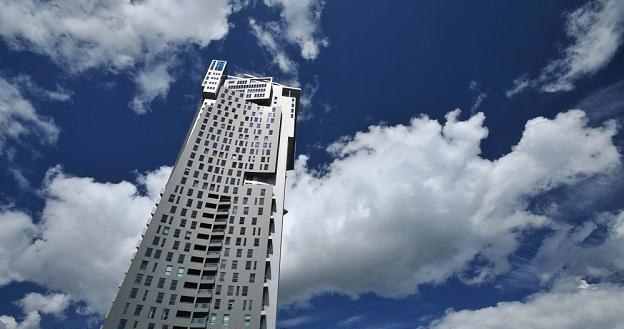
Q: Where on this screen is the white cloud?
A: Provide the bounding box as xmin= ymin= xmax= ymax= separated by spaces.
xmin=540 ymin=0 xmax=624 ymax=92
xmin=467 ymin=81 xmax=488 ymax=112
xmin=136 ymin=165 xmax=173 ymax=200
xmin=0 ymin=293 xmax=70 ymax=329
xmin=339 ymin=314 xmax=366 ymax=327
xmin=0 ymin=166 xmax=172 ymax=315
xmin=281 ymin=109 xmax=620 ymax=304
xmin=470 ymin=92 xmax=487 ymax=112
xmin=10 ymin=75 xmax=73 ymax=103
xmin=263 ymin=0 xmax=329 ymax=60
xmin=506 ymin=74 xmax=531 ymax=98
xmin=279 ymin=315 xmax=317 ymax=328
xmin=297 ymin=77 xmax=320 ymax=121
xmin=422 ymin=282 xmax=624 ymax=329
xmin=0 ymin=76 xmax=59 ymax=155
xmin=575 ymin=78 xmax=624 ymax=121
xmin=0 ymin=73 xmax=65 ymax=188
xmin=0 ymin=0 xmax=239 ymax=112
xmin=0 ymin=210 xmax=38 ymax=286
xmin=533 ymin=210 xmax=624 ymax=283
xmin=249 ymin=18 xmax=298 ymax=75
xmin=129 ymin=63 xmax=174 ymax=114
xmin=507 ymin=0 xmax=624 ymax=96
xmin=0 ymin=312 xmax=40 ymax=329
xmin=17 ymin=293 xmax=70 ymax=316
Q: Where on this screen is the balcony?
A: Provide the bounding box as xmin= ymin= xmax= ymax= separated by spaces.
xmin=201 ymin=276 xmax=216 ymax=283
xmin=195 ymin=303 xmax=210 ymax=309
xmin=197 ymin=288 xmax=213 ymax=295
xmin=191 ymin=318 xmax=206 ymax=325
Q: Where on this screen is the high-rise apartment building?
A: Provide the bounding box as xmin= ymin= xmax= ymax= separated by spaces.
xmin=103 ymin=60 xmax=299 ymax=329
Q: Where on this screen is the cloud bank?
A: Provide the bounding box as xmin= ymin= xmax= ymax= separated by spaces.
xmin=422 ymin=281 xmax=624 ymax=329
xmin=281 ymin=109 xmax=620 ymax=304
xmin=0 ymin=0 xmax=237 ymax=113
xmin=0 ymin=166 xmax=171 ymax=315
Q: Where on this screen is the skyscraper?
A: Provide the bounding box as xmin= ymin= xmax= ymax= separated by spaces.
xmin=103 ymin=60 xmax=299 ymax=329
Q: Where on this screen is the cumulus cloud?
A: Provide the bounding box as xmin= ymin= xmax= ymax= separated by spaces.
xmin=0 ymin=312 xmax=40 ymax=329
xmin=18 ymin=293 xmax=70 ymax=316
xmin=0 ymin=292 xmax=70 ymax=329
xmin=263 ymin=0 xmax=329 ymax=60
xmin=281 ymin=109 xmax=620 ymax=304
xmin=0 ymin=210 xmax=38 ymax=286
xmin=0 ymin=76 xmax=59 ymax=155
xmin=136 ymin=165 xmax=173 ymax=200
xmin=422 ymin=282 xmax=624 ymax=329
xmin=506 ymin=0 xmax=624 ymax=96
xmin=0 ymin=0 xmax=239 ymax=113
xmin=0 ymin=166 xmax=172 ymax=315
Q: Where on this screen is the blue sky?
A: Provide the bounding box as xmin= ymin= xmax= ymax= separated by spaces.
xmin=1 ymin=0 xmax=624 ymax=328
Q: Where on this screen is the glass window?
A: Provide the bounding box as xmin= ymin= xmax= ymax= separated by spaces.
xmin=164 ymin=265 xmax=173 ymax=276
xmin=223 ymin=315 xmax=230 ymax=326
xmin=134 ymin=273 xmax=144 ymax=284
xmin=148 ymin=307 xmax=156 ymax=318
xmin=177 ymin=267 xmax=185 ymax=277
xmin=133 ymin=305 xmax=143 ymax=316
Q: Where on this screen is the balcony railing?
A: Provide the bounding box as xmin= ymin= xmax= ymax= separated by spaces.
xmin=191 ymin=318 xmax=206 ymax=325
